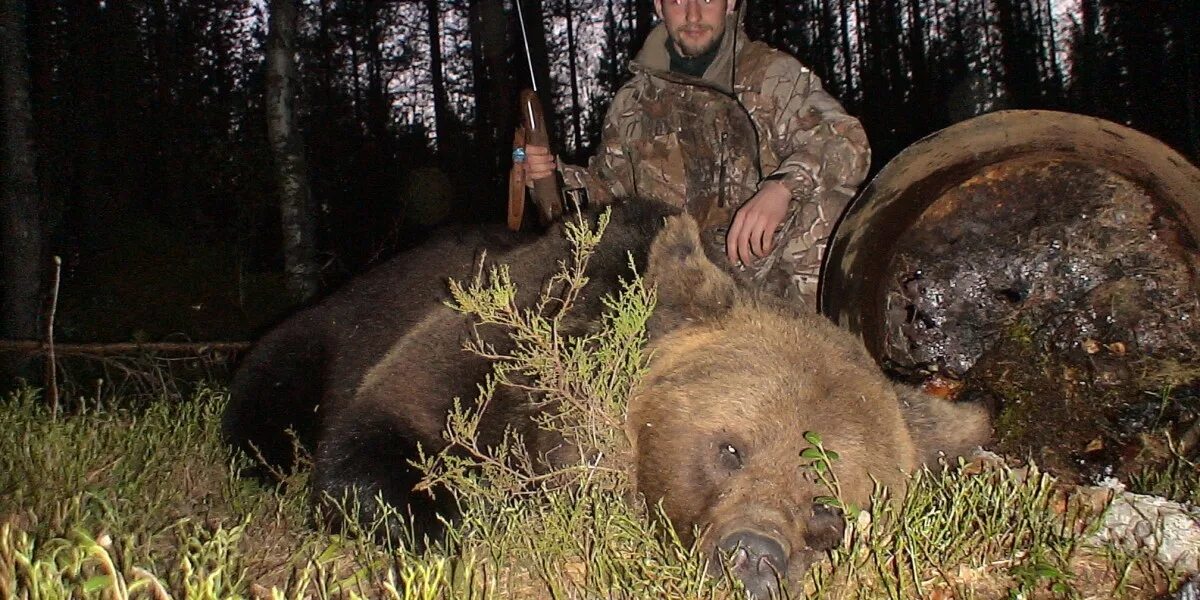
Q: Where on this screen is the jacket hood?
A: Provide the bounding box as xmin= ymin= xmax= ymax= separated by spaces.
xmin=632 ymin=2 xmax=750 ymax=94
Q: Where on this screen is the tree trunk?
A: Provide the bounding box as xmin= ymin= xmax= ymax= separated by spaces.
xmin=1042 ymin=0 xmax=1062 ymax=101
xmin=817 ymin=0 xmax=839 ymax=97
xmin=1184 ymin=0 xmax=1199 ymax=159
xmin=425 ymin=0 xmax=452 ymax=156
xmin=882 ymin=0 xmax=905 ymax=107
xmin=1 ymin=0 xmax=45 ymax=382
xmin=907 ymin=0 xmax=929 ymax=133
xmin=627 ymin=0 xmax=653 ymax=53
xmin=1072 ymin=0 xmax=1100 ymax=113
xmin=599 ymin=0 xmax=625 ymax=93
xmin=469 ymin=0 xmax=514 ymax=191
xmin=563 ymin=0 xmax=582 ymax=154
xmin=348 ymin=12 xmax=364 ymax=125
xmin=364 ymin=3 xmax=388 ymax=146
xmin=316 ymin=0 xmax=335 ymax=114
xmin=854 ymin=0 xmax=867 ymax=94
xmin=838 ymin=0 xmax=855 ymax=103
xmin=265 ymin=0 xmax=318 ymax=302
xmin=993 ymin=0 xmax=1040 ymax=106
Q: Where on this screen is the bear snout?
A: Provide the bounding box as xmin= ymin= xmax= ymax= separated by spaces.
xmin=712 ymin=529 xmax=789 ymax=598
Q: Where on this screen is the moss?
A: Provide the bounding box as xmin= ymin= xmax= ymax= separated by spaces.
xmin=1001 ymin=316 xmax=1038 ymax=348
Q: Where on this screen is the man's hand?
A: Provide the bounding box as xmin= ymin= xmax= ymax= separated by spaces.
xmin=521 ymin=144 xmax=557 ymax=182
xmin=726 ymin=180 xmax=792 ymax=266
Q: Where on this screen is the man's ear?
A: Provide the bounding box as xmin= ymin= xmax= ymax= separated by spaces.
xmin=644 ymin=214 xmax=737 ymax=337
xmin=727 ymin=0 xmax=738 ymax=15
xmin=652 ymin=0 xmax=664 ymax=19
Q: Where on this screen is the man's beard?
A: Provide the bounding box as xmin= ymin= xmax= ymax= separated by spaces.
xmin=673 ymin=26 xmax=724 ymax=57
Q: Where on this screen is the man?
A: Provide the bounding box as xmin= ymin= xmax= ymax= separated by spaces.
xmin=522 ymin=0 xmax=870 ymax=310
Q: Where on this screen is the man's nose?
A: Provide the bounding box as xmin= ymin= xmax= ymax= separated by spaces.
xmin=685 ymin=0 xmax=702 ymax=21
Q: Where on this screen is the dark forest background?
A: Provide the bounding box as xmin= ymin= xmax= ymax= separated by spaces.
xmin=1 ymin=0 xmax=1197 ymax=355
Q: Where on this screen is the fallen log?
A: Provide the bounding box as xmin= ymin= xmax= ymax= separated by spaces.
xmin=0 ymin=340 xmax=250 ymax=356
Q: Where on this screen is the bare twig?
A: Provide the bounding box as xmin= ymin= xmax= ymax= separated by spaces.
xmin=45 ymin=256 xmax=61 ymax=417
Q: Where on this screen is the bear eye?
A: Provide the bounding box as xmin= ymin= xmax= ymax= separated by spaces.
xmin=718 ymin=443 xmax=743 ymax=470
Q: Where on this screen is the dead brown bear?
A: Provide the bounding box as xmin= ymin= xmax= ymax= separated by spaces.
xmin=223 ymin=199 xmax=990 ymax=597
xmin=632 ymin=215 xmax=991 ymax=597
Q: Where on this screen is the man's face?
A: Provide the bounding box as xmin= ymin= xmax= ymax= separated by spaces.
xmin=653 ymin=0 xmax=735 ymax=58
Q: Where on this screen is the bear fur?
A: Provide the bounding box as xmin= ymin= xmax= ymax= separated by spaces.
xmin=223 ymin=200 xmax=990 ymax=597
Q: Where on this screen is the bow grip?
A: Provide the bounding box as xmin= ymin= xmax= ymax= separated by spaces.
xmin=518 ymin=89 xmax=563 ymax=226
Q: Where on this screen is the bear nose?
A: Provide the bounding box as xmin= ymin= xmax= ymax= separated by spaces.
xmin=717 ymin=530 xmax=788 ymax=597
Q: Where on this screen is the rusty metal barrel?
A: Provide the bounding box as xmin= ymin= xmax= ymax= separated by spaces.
xmin=819 ymin=110 xmax=1200 ymax=480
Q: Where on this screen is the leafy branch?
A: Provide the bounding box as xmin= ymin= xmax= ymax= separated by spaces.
xmin=418 ymin=208 xmax=656 ymax=509
xmin=801 ymin=431 xmax=862 ymax=519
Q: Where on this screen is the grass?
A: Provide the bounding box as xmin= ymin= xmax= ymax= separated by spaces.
xmin=1 ymin=381 xmax=1193 ymax=599
xmin=1129 ymin=452 xmax=1200 ymax=506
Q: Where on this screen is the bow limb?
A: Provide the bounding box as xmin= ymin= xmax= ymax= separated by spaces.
xmin=508 ymin=125 xmax=527 ymax=231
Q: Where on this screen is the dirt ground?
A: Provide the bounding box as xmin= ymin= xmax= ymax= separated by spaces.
xmin=881 ymin=159 xmax=1200 ymax=484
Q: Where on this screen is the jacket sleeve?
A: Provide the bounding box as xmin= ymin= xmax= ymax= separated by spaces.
xmin=559 ymin=88 xmax=639 ymax=207
xmin=757 ymin=57 xmax=871 ymax=203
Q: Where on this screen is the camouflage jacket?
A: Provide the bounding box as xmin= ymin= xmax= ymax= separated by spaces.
xmin=562 ymin=18 xmax=869 ymax=221
xmin=561 ymin=17 xmax=871 ymax=281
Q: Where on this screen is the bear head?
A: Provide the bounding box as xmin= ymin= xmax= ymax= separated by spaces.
xmin=628 ymin=214 xmax=940 ymax=597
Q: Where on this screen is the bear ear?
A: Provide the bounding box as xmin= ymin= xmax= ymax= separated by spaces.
xmin=644 ymin=214 xmax=738 ymax=336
